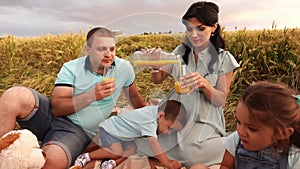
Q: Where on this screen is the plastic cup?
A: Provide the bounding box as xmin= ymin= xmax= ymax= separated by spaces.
xmin=174 ymin=64 xmax=190 ymax=94
xmin=174 ymin=81 xmax=190 ymax=94
xmin=103 ymin=65 xmax=116 ymax=83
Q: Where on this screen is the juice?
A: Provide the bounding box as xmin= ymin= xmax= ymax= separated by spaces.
xmin=133 ymin=51 xmax=180 ymax=66
xmin=103 ymin=77 xmax=116 ymax=83
xmin=133 ymin=60 xmax=180 ymax=66
xmin=174 ymin=81 xmax=190 ymax=94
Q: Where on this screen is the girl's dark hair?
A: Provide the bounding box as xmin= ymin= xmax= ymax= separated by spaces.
xmin=241 ymin=81 xmax=300 ymax=151
xmin=181 ymin=1 xmax=225 ymax=72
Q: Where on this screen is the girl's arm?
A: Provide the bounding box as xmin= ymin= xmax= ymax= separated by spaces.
xmin=220 ymin=150 xmax=235 ymax=169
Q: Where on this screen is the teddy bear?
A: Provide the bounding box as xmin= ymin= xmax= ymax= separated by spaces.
xmin=0 ymin=129 xmax=46 ymax=169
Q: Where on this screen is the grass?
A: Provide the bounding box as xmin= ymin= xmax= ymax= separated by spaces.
xmin=1 ymin=28 xmax=299 ymax=131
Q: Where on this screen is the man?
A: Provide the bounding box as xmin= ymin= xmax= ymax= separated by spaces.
xmin=0 ymin=27 xmax=146 ymax=169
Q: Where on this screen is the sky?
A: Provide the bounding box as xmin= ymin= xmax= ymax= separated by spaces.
xmin=0 ymin=0 xmax=299 ymax=37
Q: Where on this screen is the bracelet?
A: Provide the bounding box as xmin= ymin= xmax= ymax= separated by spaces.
xmin=149 ymin=67 xmax=161 ymax=73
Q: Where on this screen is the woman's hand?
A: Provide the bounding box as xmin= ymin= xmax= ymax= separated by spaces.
xmin=138 ymin=48 xmax=171 ymax=83
xmin=141 ymin=48 xmax=163 ymax=70
xmin=181 ymin=71 xmax=233 ymax=107
xmin=181 ymin=72 xmax=209 ymax=94
xmin=141 ymin=48 xmax=162 ymax=60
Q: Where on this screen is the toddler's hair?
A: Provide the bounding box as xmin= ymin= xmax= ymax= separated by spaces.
xmin=158 ymin=100 xmax=187 ymax=127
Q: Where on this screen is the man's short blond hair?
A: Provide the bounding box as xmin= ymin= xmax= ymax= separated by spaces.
xmin=86 ymin=27 xmax=115 ymax=47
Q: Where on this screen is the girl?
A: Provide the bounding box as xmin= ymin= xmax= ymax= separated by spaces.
xmin=221 ymin=81 xmax=300 ymax=169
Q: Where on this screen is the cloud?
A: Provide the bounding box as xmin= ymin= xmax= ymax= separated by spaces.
xmin=219 ymin=0 xmax=300 ymax=30
xmin=0 ymin=0 xmax=299 ymax=37
xmin=104 ymin=12 xmax=185 ymax=34
xmin=0 ymin=0 xmax=194 ymax=36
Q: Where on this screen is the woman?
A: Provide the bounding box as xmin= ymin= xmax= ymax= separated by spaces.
xmin=135 ymin=1 xmax=239 ymax=168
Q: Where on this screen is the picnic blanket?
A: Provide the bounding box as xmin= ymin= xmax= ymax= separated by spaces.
xmin=79 ymin=154 xmax=186 ymax=169
xmin=79 ymin=155 xmax=151 ymax=169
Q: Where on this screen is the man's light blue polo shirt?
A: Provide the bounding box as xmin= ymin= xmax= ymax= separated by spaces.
xmin=55 ymin=55 xmax=135 ymax=136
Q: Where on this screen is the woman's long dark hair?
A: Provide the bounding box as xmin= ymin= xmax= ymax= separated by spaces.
xmin=181 ymin=1 xmax=225 ymax=72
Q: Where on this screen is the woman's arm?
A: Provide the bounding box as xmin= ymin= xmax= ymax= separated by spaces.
xmin=202 ymin=71 xmax=233 ymax=107
xmin=183 ymin=71 xmax=234 ymax=107
xmin=150 ymin=65 xmax=171 ymax=84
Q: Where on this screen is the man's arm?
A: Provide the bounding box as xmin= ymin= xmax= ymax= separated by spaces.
xmin=51 ymin=80 xmax=116 ymax=116
xmin=123 ymin=81 xmax=147 ymax=109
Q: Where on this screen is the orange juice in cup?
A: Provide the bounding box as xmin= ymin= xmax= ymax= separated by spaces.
xmin=103 ymin=65 xmax=116 ymax=83
xmin=174 ymin=64 xmax=190 ymax=94
xmin=174 ymin=81 xmax=190 ymax=94
xmin=103 ymin=77 xmax=116 ymax=83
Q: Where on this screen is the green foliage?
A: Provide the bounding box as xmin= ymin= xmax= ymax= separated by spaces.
xmin=1 ymin=29 xmax=299 ymax=131
xmin=223 ymin=28 xmax=300 ymax=130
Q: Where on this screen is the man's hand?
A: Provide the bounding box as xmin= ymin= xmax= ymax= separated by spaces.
xmin=93 ymin=80 xmax=116 ymax=101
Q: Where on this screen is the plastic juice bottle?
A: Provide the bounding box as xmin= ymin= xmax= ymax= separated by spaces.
xmin=133 ymin=51 xmax=180 ymax=66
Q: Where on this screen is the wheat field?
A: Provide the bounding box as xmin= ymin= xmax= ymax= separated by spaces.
xmin=1 ymin=28 xmax=299 ymax=131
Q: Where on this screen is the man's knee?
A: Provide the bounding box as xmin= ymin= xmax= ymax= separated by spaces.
xmin=0 ymin=86 xmax=36 ymax=118
xmin=42 ymin=144 xmax=68 ymax=169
